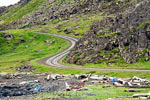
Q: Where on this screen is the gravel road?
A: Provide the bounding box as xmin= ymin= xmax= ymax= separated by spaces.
xmin=39 ymin=33 xmax=150 ymax=72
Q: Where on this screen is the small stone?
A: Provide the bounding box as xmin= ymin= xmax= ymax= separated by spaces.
xmin=74 ymin=33 xmax=79 ymax=36
xmin=36 ymin=50 xmax=42 ymax=52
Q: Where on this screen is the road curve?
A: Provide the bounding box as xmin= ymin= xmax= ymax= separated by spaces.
xmin=39 ymin=33 xmax=150 ymax=72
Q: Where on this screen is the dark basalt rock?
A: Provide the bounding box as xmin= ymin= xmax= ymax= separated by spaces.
xmin=1 ymin=33 xmax=13 ymax=39
xmin=67 ymin=0 xmax=150 ymax=64
xmin=0 ymin=6 xmax=7 ymax=16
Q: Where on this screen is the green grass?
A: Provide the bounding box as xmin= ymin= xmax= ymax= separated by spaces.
xmin=62 ymin=59 xmax=150 ymax=70
xmin=0 ymin=0 xmax=46 ymax=25
xmin=62 ymin=47 xmax=150 ymax=70
xmin=1 ymin=29 xmax=150 ymax=78
xmin=0 ymin=29 xmax=69 ymax=73
xmin=84 ymin=61 xmax=150 ymax=69
xmin=32 ymin=60 xmax=150 ymax=78
xmin=9 ymin=85 xmax=150 ymax=100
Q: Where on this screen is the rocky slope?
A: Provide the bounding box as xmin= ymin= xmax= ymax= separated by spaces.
xmin=0 ymin=0 xmax=135 ymax=30
xmin=0 ymin=0 xmax=31 ymax=16
xmin=0 ymin=6 xmax=7 ymax=16
xmin=1 ymin=0 xmax=150 ymax=65
xmin=67 ymin=0 xmax=150 ymax=65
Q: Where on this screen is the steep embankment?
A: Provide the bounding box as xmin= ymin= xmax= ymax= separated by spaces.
xmin=67 ymin=0 xmax=150 ymax=66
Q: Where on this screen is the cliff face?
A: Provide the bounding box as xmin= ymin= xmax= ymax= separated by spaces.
xmin=67 ymin=0 xmax=150 ymax=65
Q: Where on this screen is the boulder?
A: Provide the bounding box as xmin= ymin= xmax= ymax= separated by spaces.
xmin=64 ymin=28 xmax=72 ymax=34
xmin=89 ymin=75 xmax=103 ymax=80
xmin=2 ymin=33 xmax=13 ymax=40
xmin=133 ymin=93 xmax=150 ymax=98
xmin=16 ymin=65 xmax=34 ymax=72
xmin=125 ymin=89 xmax=146 ymax=92
xmin=74 ymin=33 xmax=79 ymax=36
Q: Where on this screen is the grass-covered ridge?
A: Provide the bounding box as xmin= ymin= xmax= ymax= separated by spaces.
xmin=0 ymin=29 xmax=69 ymax=73
xmin=0 ymin=0 xmax=46 ymax=25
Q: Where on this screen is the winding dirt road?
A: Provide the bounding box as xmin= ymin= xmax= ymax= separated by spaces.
xmin=39 ymin=33 xmax=150 ymax=72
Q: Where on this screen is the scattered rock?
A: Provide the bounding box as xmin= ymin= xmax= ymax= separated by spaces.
xmin=36 ymin=49 xmax=42 ymax=52
xmin=33 ymin=35 xmax=37 ymax=38
xmin=133 ymin=93 xmax=150 ymax=98
xmin=2 ymin=33 xmax=13 ymax=40
xmin=25 ymin=45 xmax=29 ymax=48
xmin=124 ymin=89 xmax=146 ymax=92
xmin=16 ymin=65 xmax=34 ymax=72
xmin=19 ymin=39 xmax=26 ymax=43
xmin=64 ymin=29 xmax=72 ymax=34
xmin=45 ymin=40 xmax=50 ymax=44
xmin=102 ymin=84 xmax=111 ymax=88
xmin=74 ymin=33 xmax=79 ymax=36
xmin=75 ymin=74 xmax=88 ymax=79
xmin=65 ymin=81 xmax=85 ymax=91
xmin=0 ymin=74 xmax=149 ymax=99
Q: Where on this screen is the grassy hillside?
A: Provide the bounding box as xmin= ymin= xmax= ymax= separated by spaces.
xmin=0 ymin=29 xmax=69 ymax=73
xmin=0 ymin=29 xmax=149 ymax=78
xmin=0 ymin=0 xmax=46 ymax=25
xmin=0 ymin=0 xmax=149 ymax=76
xmin=0 ymin=1 xmax=150 ymax=100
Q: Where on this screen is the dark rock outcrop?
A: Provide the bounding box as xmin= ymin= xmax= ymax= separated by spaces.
xmin=67 ymin=0 xmax=150 ymax=64
xmin=0 ymin=6 xmax=7 ymax=16
xmin=1 ymin=33 xmax=13 ymax=39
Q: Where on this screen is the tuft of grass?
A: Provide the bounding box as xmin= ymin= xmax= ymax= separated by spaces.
xmin=136 ymin=20 xmax=150 ymax=31
xmin=103 ymin=32 xmax=120 ymax=37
